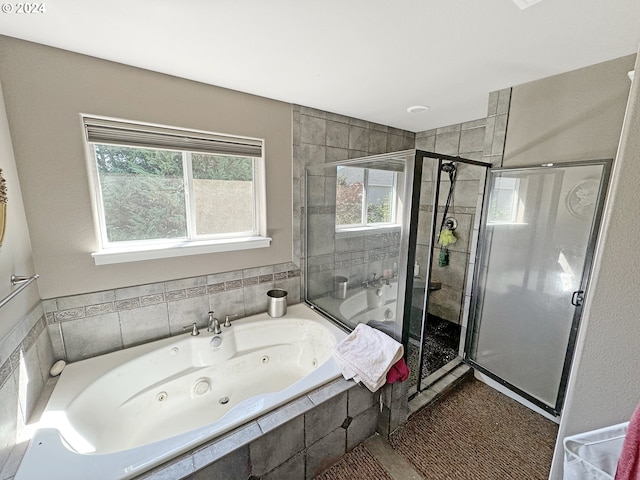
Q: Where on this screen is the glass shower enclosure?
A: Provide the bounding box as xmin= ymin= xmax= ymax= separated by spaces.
xmin=304 ymin=150 xmax=490 ymax=395
xmin=466 ymin=160 xmax=611 ymax=415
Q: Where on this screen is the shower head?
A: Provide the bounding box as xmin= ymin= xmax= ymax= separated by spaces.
xmin=441 ymin=162 xmax=456 ymax=173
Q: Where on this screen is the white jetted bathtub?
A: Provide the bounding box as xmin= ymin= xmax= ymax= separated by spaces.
xmin=16 ymin=304 xmax=347 ymax=480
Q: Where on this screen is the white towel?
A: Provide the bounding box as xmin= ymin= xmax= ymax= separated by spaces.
xmin=333 ymin=323 xmax=404 ymax=392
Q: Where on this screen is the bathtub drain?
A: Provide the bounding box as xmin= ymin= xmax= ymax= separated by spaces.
xmin=261 ymin=356 xmax=269 ymax=364
xmin=156 ymin=391 xmax=168 ymax=402
xmin=219 ymin=396 xmax=230 ymax=405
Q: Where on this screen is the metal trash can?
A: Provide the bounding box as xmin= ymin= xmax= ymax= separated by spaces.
xmin=266 ymin=289 xmax=287 ymax=317
xmin=332 ymin=275 xmax=348 ymax=299
xmin=563 ymin=422 xmax=628 ymax=480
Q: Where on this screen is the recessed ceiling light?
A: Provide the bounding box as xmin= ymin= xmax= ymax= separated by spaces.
xmin=407 ymin=105 xmax=430 ymax=113
xmin=512 ymin=0 xmax=543 ymax=10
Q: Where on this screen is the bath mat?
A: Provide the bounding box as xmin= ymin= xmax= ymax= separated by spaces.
xmin=389 ymin=379 xmax=558 ymax=480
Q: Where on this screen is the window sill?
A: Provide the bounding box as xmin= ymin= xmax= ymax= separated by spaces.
xmin=92 ymin=236 xmax=272 ymax=265
xmin=335 ymin=225 xmax=401 ymax=239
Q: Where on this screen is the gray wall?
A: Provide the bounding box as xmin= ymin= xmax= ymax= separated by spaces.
xmin=0 ymin=36 xmax=293 ymax=299
xmin=504 ymin=54 xmax=635 ymax=167
xmin=0 ymin=84 xmax=54 ymax=478
xmin=0 ymin=83 xmax=39 ymax=340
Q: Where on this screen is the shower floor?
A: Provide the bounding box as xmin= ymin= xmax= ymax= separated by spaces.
xmin=407 ymin=314 xmax=461 ymax=386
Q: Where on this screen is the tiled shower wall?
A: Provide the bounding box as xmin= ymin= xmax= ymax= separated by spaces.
xmin=414 ymin=120 xmax=487 ymax=325
xmin=0 ymin=301 xmax=55 ymax=479
xmin=414 ymin=89 xmax=510 ymax=343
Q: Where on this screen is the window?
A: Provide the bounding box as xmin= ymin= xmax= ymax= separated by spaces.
xmin=83 ymin=116 xmax=269 ymax=264
xmin=487 ymin=176 xmax=524 ymax=224
xmin=335 ymin=166 xmax=397 ymax=228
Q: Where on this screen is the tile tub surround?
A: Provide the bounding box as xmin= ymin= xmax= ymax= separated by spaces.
xmin=130 ymin=377 xmax=380 ymax=480
xmin=44 ymin=263 xmax=301 ymax=363
xmin=17 ymin=304 xmax=354 ymax=480
xmin=0 ymin=301 xmax=55 ymax=479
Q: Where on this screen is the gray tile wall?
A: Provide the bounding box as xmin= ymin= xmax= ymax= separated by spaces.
xmin=44 ymin=262 xmax=301 ymax=363
xmin=413 ymin=88 xmax=510 ymax=328
xmin=292 ymin=105 xmax=415 ymax=291
xmin=414 ymin=125 xmax=486 ymax=325
xmin=0 ymin=301 xmax=55 ymax=480
xmin=136 ymin=378 xmax=379 ymax=480
xmin=485 ymin=88 xmax=512 ymax=167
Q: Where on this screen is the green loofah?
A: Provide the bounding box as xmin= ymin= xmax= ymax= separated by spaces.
xmin=438 ymin=227 xmax=457 ymax=247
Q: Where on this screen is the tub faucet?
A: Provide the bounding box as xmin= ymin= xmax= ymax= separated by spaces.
xmin=363 ymin=273 xmax=383 ymax=288
xmin=207 ymin=311 xmax=221 ymax=334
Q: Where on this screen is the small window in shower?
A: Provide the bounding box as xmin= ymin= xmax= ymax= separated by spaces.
xmin=335 ymin=166 xmax=396 ymax=229
xmin=487 ymin=176 xmax=525 ymax=224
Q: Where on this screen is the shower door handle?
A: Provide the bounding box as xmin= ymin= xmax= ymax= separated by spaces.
xmin=571 ymin=290 xmax=584 ymax=307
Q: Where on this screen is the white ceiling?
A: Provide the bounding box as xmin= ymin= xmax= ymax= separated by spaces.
xmin=0 ymin=0 xmax=639 ymax=132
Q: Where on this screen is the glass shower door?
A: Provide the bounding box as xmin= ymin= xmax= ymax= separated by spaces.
xmin=466 ymin=161 xmax=610 ymax=414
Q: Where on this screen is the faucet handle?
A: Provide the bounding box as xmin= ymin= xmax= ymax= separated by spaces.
xmin=224 ymin=314 xmax=239 ymax=328
xmin=183 ymin=323 xmax=200 ymax=336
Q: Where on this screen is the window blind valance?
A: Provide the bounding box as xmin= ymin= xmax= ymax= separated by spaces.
xmin=82 ymin=116 xmax=263 ymax=157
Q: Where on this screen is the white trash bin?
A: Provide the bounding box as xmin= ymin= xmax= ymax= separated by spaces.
xmin=563 ymin=422 xmax=629 ymax=480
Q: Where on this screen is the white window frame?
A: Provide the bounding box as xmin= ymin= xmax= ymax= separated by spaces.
xmin=487 ymin=176 xmax=526 ymax=225
xmin=82 ymin=115 xmax=270 ymax=265
xmin=336 ymin=167 xmax=398 ymax=231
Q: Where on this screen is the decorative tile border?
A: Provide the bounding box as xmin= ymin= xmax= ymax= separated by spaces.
xmin=46 ymin=264 xmax=301 ymax=324
xmin=0 ymin=302 xmax=46 ymax=372
xmin=0 ymin=300 xmax=55 ymax=480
